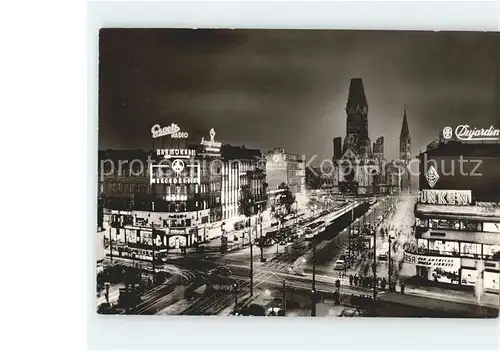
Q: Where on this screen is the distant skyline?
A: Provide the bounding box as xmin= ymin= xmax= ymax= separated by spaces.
xmin=99 ymin=29 xmax=500 ymax=162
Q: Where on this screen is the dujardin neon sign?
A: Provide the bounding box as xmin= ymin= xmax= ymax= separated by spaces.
xmin=443 ymin=125 xmax=500 ymax=142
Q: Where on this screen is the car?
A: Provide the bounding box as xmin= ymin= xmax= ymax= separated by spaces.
xmin=333 ymin=259 xmax=346 ymax=270
xmin=209 ymin=266 xmax=232 ymax=277
xmin=377 ymin=252 xmax=388 ymax=261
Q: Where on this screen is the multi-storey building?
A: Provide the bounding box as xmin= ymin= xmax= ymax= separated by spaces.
xmin=407 ymin=140 xmax=500 ymax=293
xmin=220 ymin=144 xmax=267 ymax=229
xmin=98 ymin=126 xmax=267 ymax=258
xmin=265 ymin=148 xmax=306 ymax=203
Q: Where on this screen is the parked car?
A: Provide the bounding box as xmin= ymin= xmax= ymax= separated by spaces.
xmin=333 ymin=259 xmax=346 ymax=271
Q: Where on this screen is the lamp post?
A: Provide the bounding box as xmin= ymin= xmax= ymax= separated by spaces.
xmin=388 ymin=235 xmax=394 ymax=291
xmin=372 ymin=227 xmax=377 ymax=301
xmin=348 ymin=207 xmax=353 ymax=264
xmin=311 ymin=241 xmax=317 ymax=316
xmin=108 ymin=226 xmax=113 ymax=263
xmin=282 ymin=280 xmax=287 ymax=316
xmin=259 ymin=209 xmax=264 ymax=262
xmin=149 ymin=201 xmax=156 ymax=284
xmin=249 ymin=214 xmax=254 ymax=297
xmin=233 ymin=283 xmax=239 ymax=307
xmin=151 ymin=220 xmax=156 ymax=284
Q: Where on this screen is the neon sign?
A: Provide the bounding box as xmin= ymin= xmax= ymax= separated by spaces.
xmin=151 ymin=123 xmax=189 ymax=139
xmin=443 ymin=125 xmax=500 ymax=141
xmin=419 ymin=190 xmax=472 ymax=206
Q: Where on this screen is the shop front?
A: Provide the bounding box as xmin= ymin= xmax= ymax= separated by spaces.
xmin=403 ymin=251 xmax=500 ymax=292
xmin=166 ymin=227 xmax=198 ymax=249
xmin=460 ymin=258 xmax=500 ymax=293
xmin=403 ymin=251 xmax=461 ymax=284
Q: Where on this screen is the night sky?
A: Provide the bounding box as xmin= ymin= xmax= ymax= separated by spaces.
xmin=99 ymin=29 xmax=500 ymax=162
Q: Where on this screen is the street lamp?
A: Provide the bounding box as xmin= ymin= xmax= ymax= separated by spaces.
xmin=388 ymin=235 xmax=395 ymax=291
xmin=233 ymin=283 xmax=239 ymax=307
xmin=372 ymin=227 xmax=377 ymax=301
xmin=311 ymin=241 xmax=317 ymax=316
xmin=249 ymin=215 xmax=254 ymax=297
xmin=282 ymin=280 xmax=286 ymax=316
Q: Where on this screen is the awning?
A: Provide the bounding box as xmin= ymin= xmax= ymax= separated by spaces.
xmin=415 ymin=204 xmax=500 ymax=222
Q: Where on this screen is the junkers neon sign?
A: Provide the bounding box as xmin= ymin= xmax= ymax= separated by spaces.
xmin=151 ymin=123 xmax=189 ymax=139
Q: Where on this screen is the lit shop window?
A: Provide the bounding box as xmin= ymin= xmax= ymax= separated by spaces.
xmin=460 ymin=221 xmax=481 ymax=232
xmin=483 ymin=244 xmax=500 ymax=260
xmin=484 ymin=222 xmax=500 ymax=233
xmin=428 ymin=240 xmax=459 ymax=256
xmin=429 ymin=219 xmax=458 ymax=230
xmin=417 ymin=238 xmax=428 ymax=253
xmin=460 ymin=242 xmax=482 ymax=258
xmin=415 ymin=218 xmax=425 ymax=227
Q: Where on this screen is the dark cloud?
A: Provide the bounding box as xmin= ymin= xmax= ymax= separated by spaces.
xmin=99 ymin=29 xmax=500 ymax=161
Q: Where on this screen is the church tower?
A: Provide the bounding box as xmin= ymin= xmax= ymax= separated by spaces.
xmin=400 ymin=107 xmax=411 ymax=164
xmin=399 ymin=107 xmax=412 ymax=193
xmin=344 ymin=78 xmax=371 ymax=156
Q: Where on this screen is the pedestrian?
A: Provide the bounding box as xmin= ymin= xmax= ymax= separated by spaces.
xmin=400 ymin=280 xmax=405 ymax=294
xmin=354 ymin=274 xmax=358 ymax=286
xmin=381 ymin=277 xmax=387 ymax=290
xmin=349 ymin=274 xmax=353 ymax=286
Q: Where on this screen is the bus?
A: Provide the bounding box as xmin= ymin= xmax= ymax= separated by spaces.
xmin=304 ymin=221 xmax=326 ymax=240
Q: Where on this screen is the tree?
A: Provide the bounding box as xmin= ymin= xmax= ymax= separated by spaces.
xmin=277 ymin=182 xmax=295 ymax=215
xmin=239 ymin=184 xmax=254 ymax=218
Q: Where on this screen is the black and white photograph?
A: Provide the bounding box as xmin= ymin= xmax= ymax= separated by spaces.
xmin=96 ymin=28 xmax=500 ymax=318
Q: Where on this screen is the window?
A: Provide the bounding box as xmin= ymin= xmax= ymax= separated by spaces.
xmin=417 ymin=238 xmax=428 ymax=253
xmin=460 ymin=221 xmax=478 ymax=232
xmin=429 ymin=219 xmax=459 ymax=230
xmin=460 ymin=242 xmax=481 ymax=258
xmin=484 ymin=222 xmax=500 ymax=233
xmin=483 ymin=244 xmax=500 ymax=260
xmin=428 ymin=240 xmax=459 ymax=256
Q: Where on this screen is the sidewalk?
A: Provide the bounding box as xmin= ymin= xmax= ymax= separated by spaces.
xmin=378 ymin=290 xmax=498 ymax=317
xmin=96 ymin=283 xmax=124 ymax=305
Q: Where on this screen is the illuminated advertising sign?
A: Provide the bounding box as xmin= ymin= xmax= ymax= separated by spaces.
xmin=151 ymin=177 xmax=199 ymax=184
xmin=149 ymin=161 xmax=200 ymax=185
xmin=443 ymin=125 xmax=500 ymax=142
xmin=200 ymin=128 xmax=222 ymax=156
xmin=157 ymin=148 xmax=196 ymax=158
xmin=169 ymin=228 xmax=187 ymax=235
xmin=151 ymin=123 xmax=189 ymax=139
xmin=419 ymin=152 xmax=500 ymax=202
xmin=403 ymin=252 xmax=460 ymax=269
xmin=418 ymin=189 xmax=472 ymax=206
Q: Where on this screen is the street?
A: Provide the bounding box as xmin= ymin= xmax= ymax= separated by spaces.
xmin=97 ymin=195 xmax=499 ymax=317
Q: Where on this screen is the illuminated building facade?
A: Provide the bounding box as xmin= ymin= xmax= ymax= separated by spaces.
xmin=407 ymin=141 xmax=500 ymax=293
xmin=98 ymin=126 xmax=267 ymax=256
xmin=265 ymin=148 xmax=306 ymax=198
